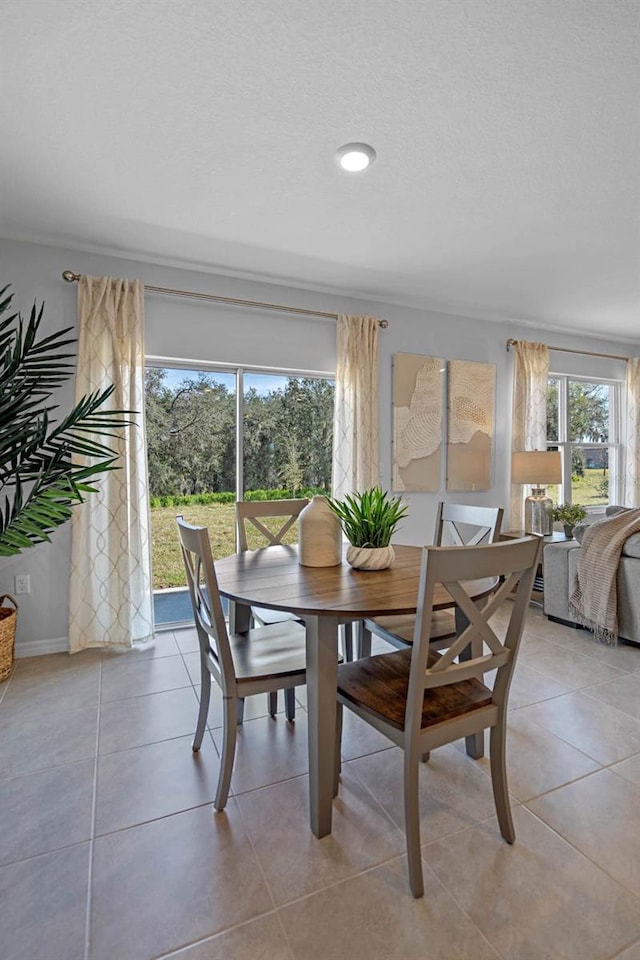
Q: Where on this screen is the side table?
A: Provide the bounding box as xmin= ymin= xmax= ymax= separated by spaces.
xmin=500 ymin=530 xmax=570 ymax=604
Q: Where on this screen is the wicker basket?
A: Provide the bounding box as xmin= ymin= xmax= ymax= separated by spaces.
xmin=0 ymin=594 xmax=18 ymax=682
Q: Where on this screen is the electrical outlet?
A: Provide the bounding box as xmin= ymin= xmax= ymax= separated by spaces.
xmin=14 ymin=574 xmax=30 ymax=595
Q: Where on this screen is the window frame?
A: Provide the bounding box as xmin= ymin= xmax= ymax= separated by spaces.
xmin=547 ymin=372 xmax=623 ymax=512
xmin=146 ymin=356 xmax=335 ymax=504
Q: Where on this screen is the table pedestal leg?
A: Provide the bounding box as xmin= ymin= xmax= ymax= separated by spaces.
xmin=228 ymin=600 xmax=251 ymax=634
xmin=455 ymin=606 xmax=485 ymax=759
xmin=305 ymin=614 xmax=339 ymax=838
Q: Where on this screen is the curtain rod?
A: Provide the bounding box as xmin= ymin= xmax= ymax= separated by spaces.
xmin=62 ymin=270 xmax=389 ymax=328
xmin=506 ymin=338 xmax=627 ymax=362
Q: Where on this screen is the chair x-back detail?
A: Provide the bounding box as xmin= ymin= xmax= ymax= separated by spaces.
xmin=177 ymin=517 xmax=307 ymax=811
xmin=335 ymin=535 xmax=541 ymax=897
xmin=236 ymin=498 xmax=309 ymax=552
xmin=359 ymin=502 xmax=504 ymax=656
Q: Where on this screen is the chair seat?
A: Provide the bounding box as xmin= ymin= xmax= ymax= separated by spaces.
xmin=252 ymin=605 xmax=299 ymax=626
xmin=337 ymin=648 xmax=492 ymax=731
xmin=230 ymin=620 xmax=307 ymax=683
xmin=366 ymin=609 xmax=456 ymax=646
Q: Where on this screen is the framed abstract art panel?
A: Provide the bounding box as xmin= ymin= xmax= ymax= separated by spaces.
xmin=392 ymin=353 xmax=444 ymax=492
xmin=446 ymin=359 xmax=496 ymax=491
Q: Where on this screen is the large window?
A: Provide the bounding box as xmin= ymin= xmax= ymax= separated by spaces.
xmin=546 ymin=375 xmax=621 ymax=509
xmin=145 ymin=363 xmax=335 ymax=624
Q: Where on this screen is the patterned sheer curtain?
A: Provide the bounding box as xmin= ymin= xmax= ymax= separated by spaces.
xmin=510 ymin=340 xmax=550 ymax=529
xmin=332 ymin=315 xmax=381 ymax=498
xmin=68 ymin=276 xmax=153 ymax=652
xmin=624 ymin=357 xmax=640 ymax=507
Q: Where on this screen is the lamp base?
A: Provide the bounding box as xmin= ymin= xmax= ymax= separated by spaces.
xmin=524 ymin=487 xmax=553 ymax=536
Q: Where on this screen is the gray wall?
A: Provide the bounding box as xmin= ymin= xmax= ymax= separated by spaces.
xmin=1 ymin=238 xmax=636 ymax=653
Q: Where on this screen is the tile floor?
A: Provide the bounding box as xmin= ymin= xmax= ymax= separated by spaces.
xmin=1 ymin=605 xmax=640 ymax=960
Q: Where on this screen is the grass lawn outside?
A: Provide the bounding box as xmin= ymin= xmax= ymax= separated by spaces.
xmin=570 ymin=467 xmax=609 ymax=508
xmin=151 ymin=502 xmax=300 ymax=590
xmin=151 ymin=469 xmax=609 ymax=590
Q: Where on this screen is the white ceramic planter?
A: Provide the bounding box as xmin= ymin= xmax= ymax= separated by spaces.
xmin=346 ymin=544 xmax=395 ymax=571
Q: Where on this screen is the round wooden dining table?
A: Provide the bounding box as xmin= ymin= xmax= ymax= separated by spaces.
xmin=215 ymin=543 xmax=496 ymax=838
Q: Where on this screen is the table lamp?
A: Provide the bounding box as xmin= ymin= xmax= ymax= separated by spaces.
xmin=511 ymin=450 xmax=562 ymax=536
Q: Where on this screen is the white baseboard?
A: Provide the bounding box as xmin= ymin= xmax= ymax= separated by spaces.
xmin=15 ymin=636 xmax=69 ymax=658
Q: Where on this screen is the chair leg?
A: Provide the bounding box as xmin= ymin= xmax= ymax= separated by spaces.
xmin=215 ymin=696 xmax=238 ymax=811
xmin=284 ymin=687 xmax=296 ymax=721
xmin=455 ymin=607 xmax=485 ymax=759
xmin=357 ymin=621 xmax=372 ymax=658
xmin=268 ymin=691 xmax=278 ymax=717
xmin=489 ymin=720 xmax=515 ymax=844
xmin=403 ymin=750 xmax=424 ymax=898
xmin=192 ymin=664 xmax=211 ymax=752
xmin=237 ymin=697 xmax=245 ymax=725
xmin=334 ymin=702 xmax=343 ymax=798
xmin=342 ymin=623 xmax=354 ymax=662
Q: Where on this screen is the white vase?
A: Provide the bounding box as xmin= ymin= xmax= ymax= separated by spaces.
xmin=346 ymin=544 xmax=395 ymax=571
xmin=298 ymin=496 xmax=342 ymax=567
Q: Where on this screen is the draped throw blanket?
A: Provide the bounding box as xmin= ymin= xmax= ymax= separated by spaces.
xmin=569 ymin=508 xmax=640 ymax=645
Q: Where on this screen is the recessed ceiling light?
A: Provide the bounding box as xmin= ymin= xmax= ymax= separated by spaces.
xmin=336 ymin=142 xmax=376 ymax=173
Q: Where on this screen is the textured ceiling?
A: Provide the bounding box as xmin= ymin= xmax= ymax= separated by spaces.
xmin=1 ymin=0 xmax=638 ymax=339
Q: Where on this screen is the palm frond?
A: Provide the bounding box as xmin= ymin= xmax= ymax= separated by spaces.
xmin=0 ymin=284 xmax=133 ymax=556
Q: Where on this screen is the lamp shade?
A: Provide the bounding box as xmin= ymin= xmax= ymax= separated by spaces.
xmin=512 ymin=450 xmax=562 ymax=485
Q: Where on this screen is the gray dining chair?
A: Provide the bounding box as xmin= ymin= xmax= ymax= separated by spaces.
xmin=334 ymin=535 xmax=540 ymax=897
xmin=358 ymin=502 xmax=504 ymax=657
xmin=177 ymin=516 xmax=307 ymax=811
xmin=236 ymin=498 xmax=309 ymax=720
xmin=236 ymin=497 xmax=354 ymax=720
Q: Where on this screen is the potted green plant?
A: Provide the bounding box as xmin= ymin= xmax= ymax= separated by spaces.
xmin=552 ymin=502 xmax=587 ymax=539
xmin=327 ymin=486 xmax=408 ymax=570
xmin=0 ymin=284 xmax=131 ymax=676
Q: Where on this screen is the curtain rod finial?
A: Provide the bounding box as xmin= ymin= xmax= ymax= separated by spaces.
xmin=62 ymin=270 xmax=80 ymax=283
xmin=379 ymin=318 xmax=389 ymax=329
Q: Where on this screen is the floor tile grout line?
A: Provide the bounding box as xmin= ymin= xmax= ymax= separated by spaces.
xmin=233 ymin=793 xmax=286 ymax=914
xmin=84 ymin=656 xmax=103 ymax=960
xmin=579 ymin=684 xmax=640 ymax=721
xmin=525 ymin=624 xmax=640 ymax=662
xmin=517 ymin=657 xmax=628 ymax=689
xmin=148 ymin=907 xmax=288 ymax=960
xmin=344 ymin=757 xmax=419 ymax=843
xmin=92 ymin=798 xmax=224 ymax=842
xmin=523 ymin=805 xmax=640 ymax=903
xmin=420 ymin=859 xmax=506 ymax=960
xmin=609 ymin=937 xmax=640 ymax=960
xmin=517 ymin=765 xmax=612 ymax=806
xmin=101 ymin=682 xmax=194 ymax=706
xmin=508 ymin=702 xmax=640 ymax=765
xmin=521 ymin=639 xmax=634 ymax=679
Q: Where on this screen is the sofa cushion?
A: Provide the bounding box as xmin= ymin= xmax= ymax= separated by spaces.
xmin=605 ymin=505 xmax=631 ymax=518
xmin=574 ymin=517 xmax=598 ymax=543
xmin=573 ymin=507 xmax=640 ymax=557
xmin=623 ymin=533 xmax=640 ymax=559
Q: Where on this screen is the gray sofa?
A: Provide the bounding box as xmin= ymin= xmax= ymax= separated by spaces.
xmin=543 ymin=506 xmax=640 ymax=644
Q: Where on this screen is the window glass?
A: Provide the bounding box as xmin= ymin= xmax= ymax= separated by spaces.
xmin=567 ymin=381 xmax=609 ymax=442
xmin=145 ymin=365 xmax=334 ymax=625
xmin=546 ymin=379 xmax=559 ymax=442
xmin=546 ymin=375 xmax=619 ymax=510
xmin=243 ymin=374 xmax=334 ymax=497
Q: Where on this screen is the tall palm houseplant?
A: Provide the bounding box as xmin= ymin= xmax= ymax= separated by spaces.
xmin=0 ymin=284 xmax=131 ymax=674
